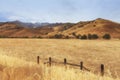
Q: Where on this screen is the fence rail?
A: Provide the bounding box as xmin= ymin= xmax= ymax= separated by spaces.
xmin=37 ymin=56 xmax=105 ymax=76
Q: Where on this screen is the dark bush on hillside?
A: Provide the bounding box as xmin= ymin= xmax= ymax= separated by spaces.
xmin=88 ymin=34 xmax=99 ymax=39
xmin=65 ymin=36 xmax=69 ymax=39
xmin=22 ymin=36 xmax=29 ymax=38
xmin=103 ymin=34 xmax=111 ymax=39
xmin=88 ymin=34 xmax=92 ymax=39
xmin=93 ymin=25 xmax=96 ymax=27
xmin=54 ymin=34 xmax=63 ymax=39
xmin=37 ymin=36 xmax=42 ymax=38
xmin=76 ymin=34 xmax=81 ymax=39
xmin=81 ymin=35 xmax=87 ymax=39
xmin=72 ymin=32 xmax=76 ymax=36
xmin=92 ymin=34 xmax=99 ymax=39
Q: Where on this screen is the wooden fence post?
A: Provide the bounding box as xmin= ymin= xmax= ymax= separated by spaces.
xmin=64 ymin=58 xmax=67 ymax=66
xmin=101 ymin=64 xmax=104 ymax=76
xmin=80 ymin=61 xmax=83 ymax=70
xmin=37 ymin=56 xmax=40 ymax=64
xmin=49 ymin=57 xmax=52 ymax=66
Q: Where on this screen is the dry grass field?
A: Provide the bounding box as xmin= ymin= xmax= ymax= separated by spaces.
xmin=0 ymin=39 xmax=120 ymax=80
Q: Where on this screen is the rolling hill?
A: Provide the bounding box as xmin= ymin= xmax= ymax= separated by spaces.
xmin=61 ymin=18 xmax=120 ymax=38
xmin=0 ymin=18 xmax=120 ymax=38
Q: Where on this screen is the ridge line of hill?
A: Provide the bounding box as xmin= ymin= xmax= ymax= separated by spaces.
xmin=0 ymin=18 xmax=120 ymax=39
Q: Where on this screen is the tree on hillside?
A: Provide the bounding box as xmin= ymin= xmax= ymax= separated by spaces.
xmin=88 ymin=34 xmax=92 ymax=39
xmin=37 ymin=36 xmax=42 ymax=38
xmin=88 ymin=34 xmax=99 ymax=39
xmin=65 ymin=35 xmax=69 ymax=39
xmin=92 ymin=34 xmax=99 ymax=39
xmin=76 ymin=34 xmax=81 ymax=39
xmin=103 ymin=34 xmax=111 ymax=39
xmin=81 ymin=35 xmax=87 ymax=39
xmin=72 ymin=32 xmax=76 ymax=36
xmin=93 ymin=25 xmax=96 ymax=27
xmin=54 ymin=34 xmax=63 ymax=39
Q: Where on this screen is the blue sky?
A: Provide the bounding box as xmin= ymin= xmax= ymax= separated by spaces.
xmin=0 ymin=0 xmax=120 ymax=23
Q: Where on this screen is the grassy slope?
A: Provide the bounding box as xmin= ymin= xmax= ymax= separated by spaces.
xmin=62 ymin=19 xmax=120 ymax=38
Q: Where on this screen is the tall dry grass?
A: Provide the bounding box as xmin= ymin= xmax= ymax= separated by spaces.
xmin=0 ymin=54 xmax=119 ymax=80
xmin=0 ymin=39 xmax=120 ymax=77
xmin=0 ymin=39 xmax=120 ymax=80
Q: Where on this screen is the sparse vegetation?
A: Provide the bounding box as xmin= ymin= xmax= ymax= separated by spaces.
xmin=23 ymin=36 xmax=29 ymax=38
xmin=54 ymin=34 xmax=63 ymax=39
xmin=72 ymin=32 xmax=76 ymax=36
xmin=81 ymin=35 xmax=87 ymax=39
xmin=65 ymin=35 xmax=69 ymax=39
xmin=76 ymin=34 xmax=81 ymax=39
xmin=103 ymin=34 xmax=111 ymax=39
xmin=37 ymin=36 xmax=42 ymax=38
xmin=93 ymin=25 xmax=96 ymax=27
xmin=0 ymin=33 xmax=112 ymax=40
xmin=88 ymin=34 xmax=92 ymax=39
xmin=81 ymin=34 xmax=99 ymax=40
xmin=92 ymin=34 xmax=99 ymax=39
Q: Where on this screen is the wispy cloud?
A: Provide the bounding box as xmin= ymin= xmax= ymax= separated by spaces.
xmin=0 ymin=0 xmax=120 ymax=22
xmin=0 ymin=11 xmax=49 ymax=23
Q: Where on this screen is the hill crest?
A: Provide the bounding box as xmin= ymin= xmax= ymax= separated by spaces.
xmin=0 ymin=18 xmax=120 ymax=38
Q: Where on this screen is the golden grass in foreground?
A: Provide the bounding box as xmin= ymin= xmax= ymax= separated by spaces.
xmin=0 ymin=54 xmax=119 ymax=80
xmin=0 ymin=39 xmax=120 ymax=79
xmin=0 ymin=39 xmax=120 ymax=77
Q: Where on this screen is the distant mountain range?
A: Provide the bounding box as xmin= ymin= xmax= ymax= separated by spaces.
xmin=0 ymin=18 xmax=120 ymax=39
xmin=0 ymin=20 xmax=64 ymax=28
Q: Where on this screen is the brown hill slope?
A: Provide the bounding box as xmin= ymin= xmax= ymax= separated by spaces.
xmin=0 ymin=22 xmax=54 ymax=37
xmin=0 ymin=18 xmax=120 ymax=38
xmin=61 ymin=18 xmax=120 ymax=38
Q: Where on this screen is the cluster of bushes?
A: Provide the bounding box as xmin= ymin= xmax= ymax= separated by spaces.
xmin=72 ymin=33 xmax=111 ymax=40
xmin=51 ymin=34 xmax=69 ymax=39
xmin=0 ymin=33 xmax=111 ymax=40
xmin=53 ymin=33 xmax=111 ymax=40
xmin=75 ymin=34 xmax=99 ymax=40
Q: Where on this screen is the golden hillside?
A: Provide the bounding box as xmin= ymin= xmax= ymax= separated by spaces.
xmin=0 ymin=18 xmax=120 ymax=38
xmin=60 ymin=18 xmax=120 ymax=38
